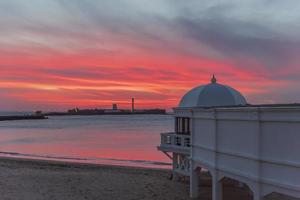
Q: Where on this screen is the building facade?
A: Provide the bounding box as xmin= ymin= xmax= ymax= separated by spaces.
xmin=158 ymin=76 xmax=300 ymax=200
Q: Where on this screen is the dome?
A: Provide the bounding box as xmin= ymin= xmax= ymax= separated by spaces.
xmin=179 ymin=75 xmax=247 ymax=108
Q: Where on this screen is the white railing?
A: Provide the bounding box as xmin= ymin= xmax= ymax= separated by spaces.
xmin=160 ymin=132 xmax=191 ymax=149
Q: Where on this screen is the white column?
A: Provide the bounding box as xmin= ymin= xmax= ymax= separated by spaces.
xmin=251 ymin=183 xmax=262 ymax=200
xmin=212 ymin=176 xmax=222 ymax=200
xmin=190 ymin=168 xmax=199 ymax=198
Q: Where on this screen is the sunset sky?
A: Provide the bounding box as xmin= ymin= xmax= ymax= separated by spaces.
xmin=0 ymin=0 xmax=300 ymax=111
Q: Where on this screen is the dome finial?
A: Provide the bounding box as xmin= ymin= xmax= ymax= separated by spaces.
xmin=211 ymin=74 xmax=217 ymax=83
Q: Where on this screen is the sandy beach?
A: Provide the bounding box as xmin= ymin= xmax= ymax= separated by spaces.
xmin=0 ymin=157 xmax=192 ymax=200
xmin=0 ymin=157 xmax=296 ymax=200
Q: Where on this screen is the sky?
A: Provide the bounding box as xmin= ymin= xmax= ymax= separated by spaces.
xmin=0 ymin=0 xmax=300 ymax=111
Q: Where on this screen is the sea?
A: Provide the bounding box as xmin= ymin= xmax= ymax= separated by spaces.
xmin=0 ymin=113 xmax=173 ymax=169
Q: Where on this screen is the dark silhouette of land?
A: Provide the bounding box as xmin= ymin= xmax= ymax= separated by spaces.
xmin=44 ymin=107 xmax=166 ymax=116
xmin=44 ymin=98 xmax=166 ymax=116
xmin=0 ymin=108 xmax=166 ymax=122
xmin=0 ymin=115 xmax=47 ymax=121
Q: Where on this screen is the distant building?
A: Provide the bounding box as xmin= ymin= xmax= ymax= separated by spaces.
xmin=112 ymin=104 xmax=118 ymax=110
xmin=68 ymin=107 xmax=80 ymax=113
xmin=158 ymin=75 xmax=300 ymax=200
xmin=68 ymin=108 xmax=105 ymax=115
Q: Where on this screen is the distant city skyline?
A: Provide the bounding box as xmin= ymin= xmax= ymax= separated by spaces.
xmin=0 ymin=0 xmax=300 ymax=111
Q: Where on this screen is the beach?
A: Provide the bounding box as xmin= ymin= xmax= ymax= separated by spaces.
xmin=0 ymin=157 xmax=296 ymax=200
xmin=0 ymin=157 xmax=192 ymax=200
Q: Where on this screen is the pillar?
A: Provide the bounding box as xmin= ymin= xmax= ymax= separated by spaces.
xmin=172 ymin=153 xmax=179 ymax=181
xmin=212 ymin=175 xmax=222 ymax=200
xmin=190 ymin=168 xmax=199 ymax=198
xmin=250 ymin=183 xmax=262 ymax=200
xmin=253 ymin=192 xmax=262 ymax=200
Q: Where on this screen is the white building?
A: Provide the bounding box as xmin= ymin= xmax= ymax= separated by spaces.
xmin=158 ymin=75 xmax=300 ymax=200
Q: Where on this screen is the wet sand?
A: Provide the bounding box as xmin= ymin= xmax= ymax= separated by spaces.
xmin=0 ymin=157 xmax=191 ymax=200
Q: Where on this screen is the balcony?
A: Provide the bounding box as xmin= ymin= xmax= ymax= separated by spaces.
xmin=158 ymin=132 xmax=191 ymax=155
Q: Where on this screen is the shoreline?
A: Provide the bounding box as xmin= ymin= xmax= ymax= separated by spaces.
xmin=0 ymin=151 xmax=171 ymax=169
xmin=0 ymin=156 xmax=192 ymax=200
xmin=0 ymin=156 xmax=170 ymax=172
xmin=0 ymin=113 xmax=171 ymax=122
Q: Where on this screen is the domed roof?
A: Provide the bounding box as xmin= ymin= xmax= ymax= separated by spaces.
xmin=179 ymin=75 xmax=247 ymax=108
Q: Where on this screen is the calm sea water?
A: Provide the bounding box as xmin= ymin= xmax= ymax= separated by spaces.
xmin=0 ymin=114 xmax=173 ymax=168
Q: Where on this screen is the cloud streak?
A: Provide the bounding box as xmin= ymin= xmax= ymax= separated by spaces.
xmin=0 ymin=0 xmax=299 ymax=111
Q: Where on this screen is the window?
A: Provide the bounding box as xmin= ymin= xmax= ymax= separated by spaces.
xmin=175 ymin=117 xmax=190 ymax=134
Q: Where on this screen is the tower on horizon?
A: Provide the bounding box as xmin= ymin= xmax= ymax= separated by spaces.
xmin=112 ymin=103 xmax=118 ymax=110
xmin=131 ymin=98 xmax=135 ymax=113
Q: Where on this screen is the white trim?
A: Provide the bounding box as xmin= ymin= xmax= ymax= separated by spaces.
xmin=193 ymin=144 xmax=300 ymax=168
xmin=192 ymin=116 xmax=300 ymax=123
xmin=157 ymin=146 xmax=190 ymax=155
